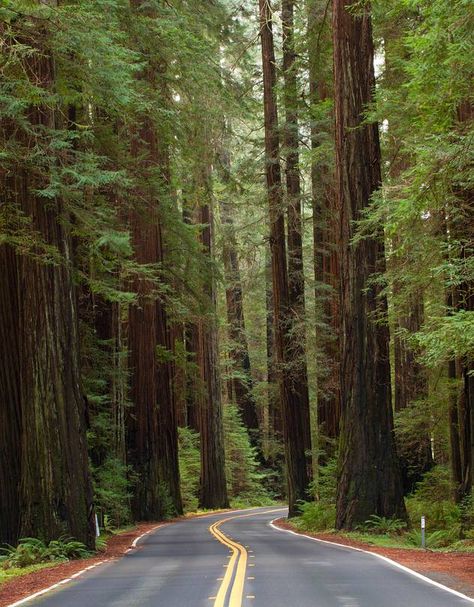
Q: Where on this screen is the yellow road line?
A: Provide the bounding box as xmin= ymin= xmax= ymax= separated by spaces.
xmin=209 ymin=508 xmax=286 ymax=607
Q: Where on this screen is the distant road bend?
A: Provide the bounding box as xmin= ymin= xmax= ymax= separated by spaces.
xmin=25 ymin=507 xmax=473 ymax=607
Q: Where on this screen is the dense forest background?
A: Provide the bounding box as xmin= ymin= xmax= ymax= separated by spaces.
xmin=0 ymin=0 xmax=472 ymax=553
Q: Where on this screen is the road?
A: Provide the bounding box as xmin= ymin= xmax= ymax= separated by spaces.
xmin=23 ymin=507 xmax=473 ymax=607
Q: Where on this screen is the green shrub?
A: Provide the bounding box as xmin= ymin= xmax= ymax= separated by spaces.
xmin=297 ymin=501 xmax=335 ymax=532
xmin=178 ymin=426 xmax=201 ymax=511
xmin=405 ymin=529 xmax=458 ymax=549
xmin=357 ymin=515 xmax=407 ymax=535
xmin=93 ymin=457 xmax=134 ymax=528
xmin=309 ymin=456 xmax=337 ymax=504
xmin=405 ymin=466 xmax=462 ymax=535
xmin=0 ymin=537 xmax=91 ymax=570
xmin=223 ymin=404 xmax=273 ymax=506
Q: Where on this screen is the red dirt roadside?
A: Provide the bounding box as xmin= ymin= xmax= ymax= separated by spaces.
xmin=0 ymin=522 xmax=161 ymax=607
xmin=0 ymin=509 xmax=233 ymax=607
xmin=274 ymin=518 xmax=474 ymax=599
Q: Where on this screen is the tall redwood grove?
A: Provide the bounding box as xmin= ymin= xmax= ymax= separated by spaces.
xmin=332 ymin=0 xmax=406 ymax=528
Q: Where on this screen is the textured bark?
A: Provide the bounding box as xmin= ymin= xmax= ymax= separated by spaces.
xmin=282 ymin=0 xmax=313 ymax=478
xmin=128 ymin=201 xmax=182 ymax=519
xmin=307 ymin=0 xmax=341 ymax=444
xmin=127 ymin=4 xmax=182 ymax=517
xmin=196 ymin=181 xmax=229 ymax=509
xmin=259 ymin=0 xmax=311 ymax=516
xmin=444 ymin=102 xmax=473 ymax=503
xmin=0 ymin=246 xmax=21 ymax=544
xmin=0 ymin=10 xmax=95 ymax=547
xmin=333 ymin=0 xmax=406 ymax=528
xmin=218 ymin=150 xmax=259 ymax=441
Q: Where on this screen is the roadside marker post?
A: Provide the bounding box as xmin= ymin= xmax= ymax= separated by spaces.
xmin=421 ymin=515 xmax=426 ymax=549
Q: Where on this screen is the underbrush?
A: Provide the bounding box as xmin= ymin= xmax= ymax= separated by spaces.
xmin=291 ymin=465 xmax=473 ymax=552
xmin=0 ymin=537 xmax=92 ymax=570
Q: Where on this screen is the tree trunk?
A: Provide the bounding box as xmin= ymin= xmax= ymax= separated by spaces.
xmin=127 ymin=4 xmax=182 ymax=517
xmin=0 ymin=245 xmax=22 ymax=545
xmin=218 ymin=149 xmax=260 ymax=443
xmin=0 ymin=10 xmax=95 ymax=546
xmin=259 ymin=0 xmax=311 ymax=516
xmin=282 ymin=0 xmax=313 ymax=479
xmin=307 ymin=0 xmax=341 ymax=449
xmin=196 ymin=173 xmax=229 ymax=509
xmin=333 ymin=0 xmax=406 ymax=528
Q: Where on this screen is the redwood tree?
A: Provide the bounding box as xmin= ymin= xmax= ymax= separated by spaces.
xmin=196 ymin=170 xmax=229 ymax=509
xmin=127 ymin=0 xmax=182 ymax=519
xmin=259 ymin=0 xmax=311 ymax=516
xmin=0 ymin=3 xmax=95 ymax=546
xmin=282 ymin=0 xmax=312 ymax=476
xmin=332 ymin=0 xmax=406 ymax=528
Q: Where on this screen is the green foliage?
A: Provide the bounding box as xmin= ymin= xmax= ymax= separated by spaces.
xmin=296 ymin=502 xmax=335 ymax=532
xmin=405 ymin=529 xmax=458 ymax=550
xmin=178 ymin=427 xmax=201 ymax=512
xmin=405 ymin=466 xmax=463 ymax=537
xmin=0 ymin=537 xmax=91 ymax=570
xmin=357 ymin=515 xmax=407 ymax=535
xmin=93 ymin=458 xmax=134 ymax=528
xmin=223 ymin=404 xmax=273 ymax=506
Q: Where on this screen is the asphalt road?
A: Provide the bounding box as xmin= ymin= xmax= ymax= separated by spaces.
xmin=25 ymin=507 xmax=473 ymax=607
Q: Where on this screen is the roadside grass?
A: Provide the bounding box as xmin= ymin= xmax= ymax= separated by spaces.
xmin=0 ymin=561 xmax=66 ymax=586
xmin=0 ymin=525 xmax=139 ymax=586
xmin=289 ymin=500 xmax=474 ymax=553
xmin=289 ymin=516 xmax=474 ymax=553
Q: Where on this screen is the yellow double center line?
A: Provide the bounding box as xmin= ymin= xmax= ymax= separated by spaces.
xmin=209 ymin=509 xmax=286 ymax=607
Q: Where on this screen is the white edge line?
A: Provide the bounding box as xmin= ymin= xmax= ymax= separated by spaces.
xmin=6 ymin=561 xmax=107 ymax=607
xmin=131 ymin=523 xmax=165 ymax=548
xmin=269 ymin=518 xmax=474 ymax=604
xmin=6 ymin=523 xmax=168 ymax=607
xmin=4 ymin=508 xmax=267 ymax=607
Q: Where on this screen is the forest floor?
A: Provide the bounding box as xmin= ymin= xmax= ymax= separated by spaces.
xmin=0 ymin=510 xmax=232 ymax=607
xmin=274 ymin=518 xmax=474 ymax=599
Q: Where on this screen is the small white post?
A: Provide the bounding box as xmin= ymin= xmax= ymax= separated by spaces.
xmin=95 ymin=513 xmax=100 ymax=538
xmin=421 ymin=515 xmax=426 ymax=549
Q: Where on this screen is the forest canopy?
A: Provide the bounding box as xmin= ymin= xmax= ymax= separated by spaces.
xmin=0 ymin=0 xmax=472 ymax=552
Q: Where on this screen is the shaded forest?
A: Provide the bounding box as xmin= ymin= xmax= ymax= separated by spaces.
xmin=0 ymin=0 xmax=472 ymax=554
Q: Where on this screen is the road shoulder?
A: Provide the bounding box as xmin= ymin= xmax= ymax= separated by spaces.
xmin=273 ymin=517 xmax=474 ymax=599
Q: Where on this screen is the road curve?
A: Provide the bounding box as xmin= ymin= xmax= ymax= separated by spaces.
xmin=19 ymin=507 xmax=473 ymax=607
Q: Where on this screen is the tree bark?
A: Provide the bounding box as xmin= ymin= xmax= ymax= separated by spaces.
xmin=282 ymin=0 xmax=313 ymax=479
xmin=127 ymin=2 xmax=182 ymax=518
xmin=0 ymin=9 xmax=95 ymax=546
xmin=332 ymin=0 xmax=406 ymax=528
xmin=196 ymin=172 xmax=229 ymax=509
xmin=307 ymin=0 xmax=341 ymax=447
xmin=0 ymin=246 xmax=21 ymax=545
xmin=259 ymin=0 xmax=311 ymax=516
xmin=217 ymin=149 xmax=260 ymax=443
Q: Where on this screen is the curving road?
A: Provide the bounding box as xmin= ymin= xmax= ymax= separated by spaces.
xmin=21 ymin=507 xmax=473 ymax=607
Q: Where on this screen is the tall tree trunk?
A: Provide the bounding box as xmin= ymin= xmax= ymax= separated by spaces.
xmin=332 ymin=0 xmax=406 ymax=528
xmin=127 ymin=3 xmax=182 ymax=517
xmin=282 ymin=0 xmax=313 ymax=479
xmin=196 ymin=171 xmax=229 ymax=509
xmin=307 ymin=0 xmax=341 ymax=447
xmin=218 ymin=149 xmax=260 ymax=443
xmin=455 ymin=101 xmax=473 ymax=501
xmin=259 ymin=0 xmax=311 ymax=516
xmin=0 ymin=9 xmax=95 ymax=546
xmin=0 ymin=246 xmax=21 ymax=545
